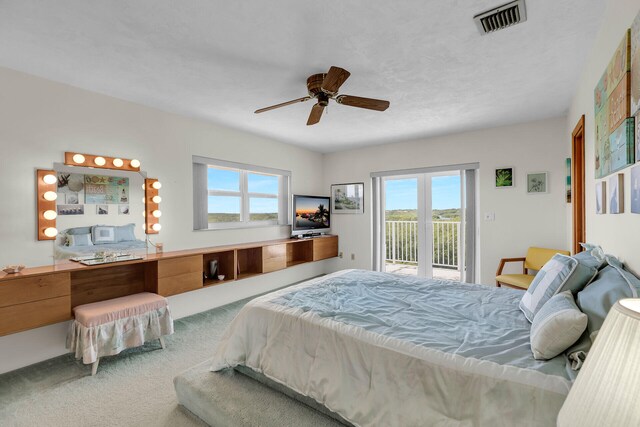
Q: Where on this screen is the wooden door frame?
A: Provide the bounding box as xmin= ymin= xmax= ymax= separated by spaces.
xmin=572 ymin=115 xmax=586 ymax=254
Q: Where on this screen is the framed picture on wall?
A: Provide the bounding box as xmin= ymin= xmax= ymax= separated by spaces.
xmin=565 ymin=158 xmax=571 ymax=203
xmin=331 ymin=182 xmax=364 ymax=214
xmin=527 ymin=172 xmax=548 ymax=194
xmin=495 ymin=167 xmax=514 ymax=188
xmin=596 ymin=181 xmax=606 ymax=214
xmin=608 ymin=173 xmax=624 ymax=214
xmin=631 ymin=165 xmax=640 ymax=214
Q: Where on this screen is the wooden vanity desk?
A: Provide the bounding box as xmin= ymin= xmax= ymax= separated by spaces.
xmin=0 ymin=235 xmax=338 ymax=336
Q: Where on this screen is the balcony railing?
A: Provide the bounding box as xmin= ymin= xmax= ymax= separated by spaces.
xmin=385 ymin=220 xmax=460 ymax=269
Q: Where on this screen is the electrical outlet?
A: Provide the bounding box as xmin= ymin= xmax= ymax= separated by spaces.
xmin=339 ymin=252 xmax=343 ymax=258
xmin=351 ymin=254 xmax=355 ymax=260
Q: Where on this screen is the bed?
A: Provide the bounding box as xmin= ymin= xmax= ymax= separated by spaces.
xmin=199 ymin=269 xmax=576 ymax=426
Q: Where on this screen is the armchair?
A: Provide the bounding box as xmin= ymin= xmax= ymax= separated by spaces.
xmin=495 ymin=247 xmax=570 ymax=289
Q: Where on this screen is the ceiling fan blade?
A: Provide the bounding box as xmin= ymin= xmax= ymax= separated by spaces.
xmin=307 ymin=104 xmax=325 ymax=126
xmin=321 ymin=66 xmax=351 ymax=95
xmin=254 ymin=96 xmax=311 ymax=114
xmin=336 ymin=95 xmax=390 ymax=111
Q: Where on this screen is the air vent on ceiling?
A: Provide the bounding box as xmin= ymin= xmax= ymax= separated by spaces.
xmin=474 ymin=0 xmax=527 ymax=35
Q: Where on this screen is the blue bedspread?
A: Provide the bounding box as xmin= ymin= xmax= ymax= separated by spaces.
xmin=272 ymin=269 xmax=574 ymax=380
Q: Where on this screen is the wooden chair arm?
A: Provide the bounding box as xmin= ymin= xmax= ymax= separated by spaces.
xmin=495 ymin=257 xmax=526 ymax=277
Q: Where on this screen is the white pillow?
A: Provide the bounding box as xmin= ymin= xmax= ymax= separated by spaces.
xmin=67 ymin=233 xmax=93 ymax=247
xmin=530 ymin=291 xmax=587 ymax=360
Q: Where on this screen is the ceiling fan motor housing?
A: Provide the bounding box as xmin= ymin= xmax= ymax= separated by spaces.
xmin=307 ymin=73 xmax=327 ymax=97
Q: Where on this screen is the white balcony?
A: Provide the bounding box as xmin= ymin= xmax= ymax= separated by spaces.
xmin=385 ymin=220 xmax=461 ymax=281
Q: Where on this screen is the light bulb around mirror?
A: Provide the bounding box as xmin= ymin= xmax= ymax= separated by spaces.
xmin=72 ymin=154 xmax=85 ymax=164
xmin=152 ymin=223 xmax=162 ymax=231
xmin=94 ymin=156 xmax=106 ymax=166
xmin=152 ymin=210 xmax=162 ymax=218
xmin=142 ymin=211 xmax=146 ymax=217
xmin=113 ymin=158 xmax=124 ymax=168
xmin=43 ymin=191 xmax=58 ymax=201
xmin=152 ymin=196 xmax=162 ymax=203
xmin=130 ymin=159 xmax=141 ymax=168
xmin=152 ymin=181 xmax=162 ymax=189
xmin=43 ymin=174 xmax=57 ymax=185
xmin=142 ymin=197 xmax=146 ymax=204
xmin=43 ymin=210 xmax=57 ymax=220
xmin=44 ymin=227 xmax=58 ymax=238
xmin=142 ymin=184 xmax=146 ymax=190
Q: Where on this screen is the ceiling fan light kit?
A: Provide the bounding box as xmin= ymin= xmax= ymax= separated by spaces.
xmin=255 ymin=66 xmax=390 ymax=126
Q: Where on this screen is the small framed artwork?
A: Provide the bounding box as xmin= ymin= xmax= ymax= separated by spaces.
xmin=495 ymin=167 xmax=514 ymax=188
xmin=57 ymin=204 xmax=84 ymax=216
xmin=97 ymin=204 xmax=109 ymax=215
xmin=527 ymin=172 xmax=548 ymax=194
xmin=331 ymin=182 xmax=364 ymax=214
xmin=631 ymin=164 xmax=640 ymax=214
xmin=596 ymin=181 xmax=606 ymax=214
xmin=608 ymin=173 xmax=624 ymax=214
xmin=119 ymin=204 xmax=130 ymax=215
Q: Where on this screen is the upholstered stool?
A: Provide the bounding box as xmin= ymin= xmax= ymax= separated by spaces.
xmin=67 ymin=292 xmax=174 ymax=375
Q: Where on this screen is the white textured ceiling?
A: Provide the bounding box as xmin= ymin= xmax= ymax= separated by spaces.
xmin=0 ymin=0 xmax=604 ymax=152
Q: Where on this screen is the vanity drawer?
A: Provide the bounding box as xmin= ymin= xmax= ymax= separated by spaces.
xmin=0 ymin=273 xmax=70 ymax=308
xmin=0 ymin=295 xmax=71 ymax=336
xmin=262 ymin=244 xmax=286 ymax=273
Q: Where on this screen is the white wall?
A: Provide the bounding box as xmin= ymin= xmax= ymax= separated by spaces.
xmin=567 ymin=0 xmax=640 ymax=274
xmin=0 ymin=67 xmax=328 ymax=373
xmin=322 ymin=117 xmax=570 ymax=285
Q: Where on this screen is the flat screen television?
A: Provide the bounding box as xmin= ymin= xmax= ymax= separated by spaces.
xmin=291 ymin=194 xmax=331 ymax=237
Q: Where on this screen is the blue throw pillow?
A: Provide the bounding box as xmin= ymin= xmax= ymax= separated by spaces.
xmin=91 ymin=225 xmax=116 ymax=245
xmin=519 ymin=254 xmax=597 ymax=322
xmin=66 ymin=233 xmax=93 ymax=247
xmin=66 ymin=226 xmax=93 ymax=236
xmin=573 ymin=243 xmax=607 ymax=270
xmin=577 ymin=257 xmax=640 ymax=341
xmin=114 ymin=223 xmax=137 ymax=242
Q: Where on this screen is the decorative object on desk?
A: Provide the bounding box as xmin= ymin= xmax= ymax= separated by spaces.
xmin=218 ymin=274 xmax=226 ymax=281
xmin=96 ymin=204 xmax=109 ymax=215
xmin=596 ymin=181 xmax=606 ymax=214
xmin=565 ymin=158 xmax=571 ymax=203
xmin=608 ymin=173 xmax=624 ymax=214
xmin=331 ymin=182 xmax=364 ymax=214
xmin=37 ymin=169 xmax=58 ymax=241
xmin=594 ymin=30 xmax=633 ymax=179
xmin=631 ymin=164 xmax=640 ymax=213
xmin=527 ymin=172 xmax=548 ymax=194
xmin=119 ymin=204 xmax=130 ymax=215
xmin=208 ymin=260 xmax=218 ymax=280
xmin=495 ymin=167 xmax=514 ymax=188
xmin=557 ymin=299 xmax=640 ymax=427
xmin=155 ymin=242 xmax=164 ymax=254
xmin=144 ymin=178 xmax=161 ymax=235
xmin=64 ymin=151 xmax=141 ymax=172
xmin=2 ymin=265 xmax=25 ymax=274
xmin=57 ymin=204 xmax=84 ymax=216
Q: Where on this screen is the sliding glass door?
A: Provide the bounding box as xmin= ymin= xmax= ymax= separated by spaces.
xmin=378 ymin=167 xmax=473 ymax=282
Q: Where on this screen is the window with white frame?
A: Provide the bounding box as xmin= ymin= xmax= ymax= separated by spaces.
xmin=193 ymin=156 xmax=290 ymax=230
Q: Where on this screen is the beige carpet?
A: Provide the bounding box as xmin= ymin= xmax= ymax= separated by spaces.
xmin=0 ymin=300 xmax=247 ymax=427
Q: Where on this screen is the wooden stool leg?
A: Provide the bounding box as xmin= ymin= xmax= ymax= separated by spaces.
xmin=159 ymin=336 xmax=166 ymax=349
xmin=91 ymin=359 xmax=100 ymax=376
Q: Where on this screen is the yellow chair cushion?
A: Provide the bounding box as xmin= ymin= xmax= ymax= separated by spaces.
xmin=524 ymin=247 xmax=571 ymax=271
xmin=496 ymin=274 xmax=535 ymax=290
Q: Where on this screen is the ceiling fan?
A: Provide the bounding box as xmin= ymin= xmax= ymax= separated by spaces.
xmin=254 ymin=66 xmax=390 ymax=126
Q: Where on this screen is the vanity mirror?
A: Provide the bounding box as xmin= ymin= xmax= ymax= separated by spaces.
xmin=52 ymin=162 xmax=148 ymax=261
